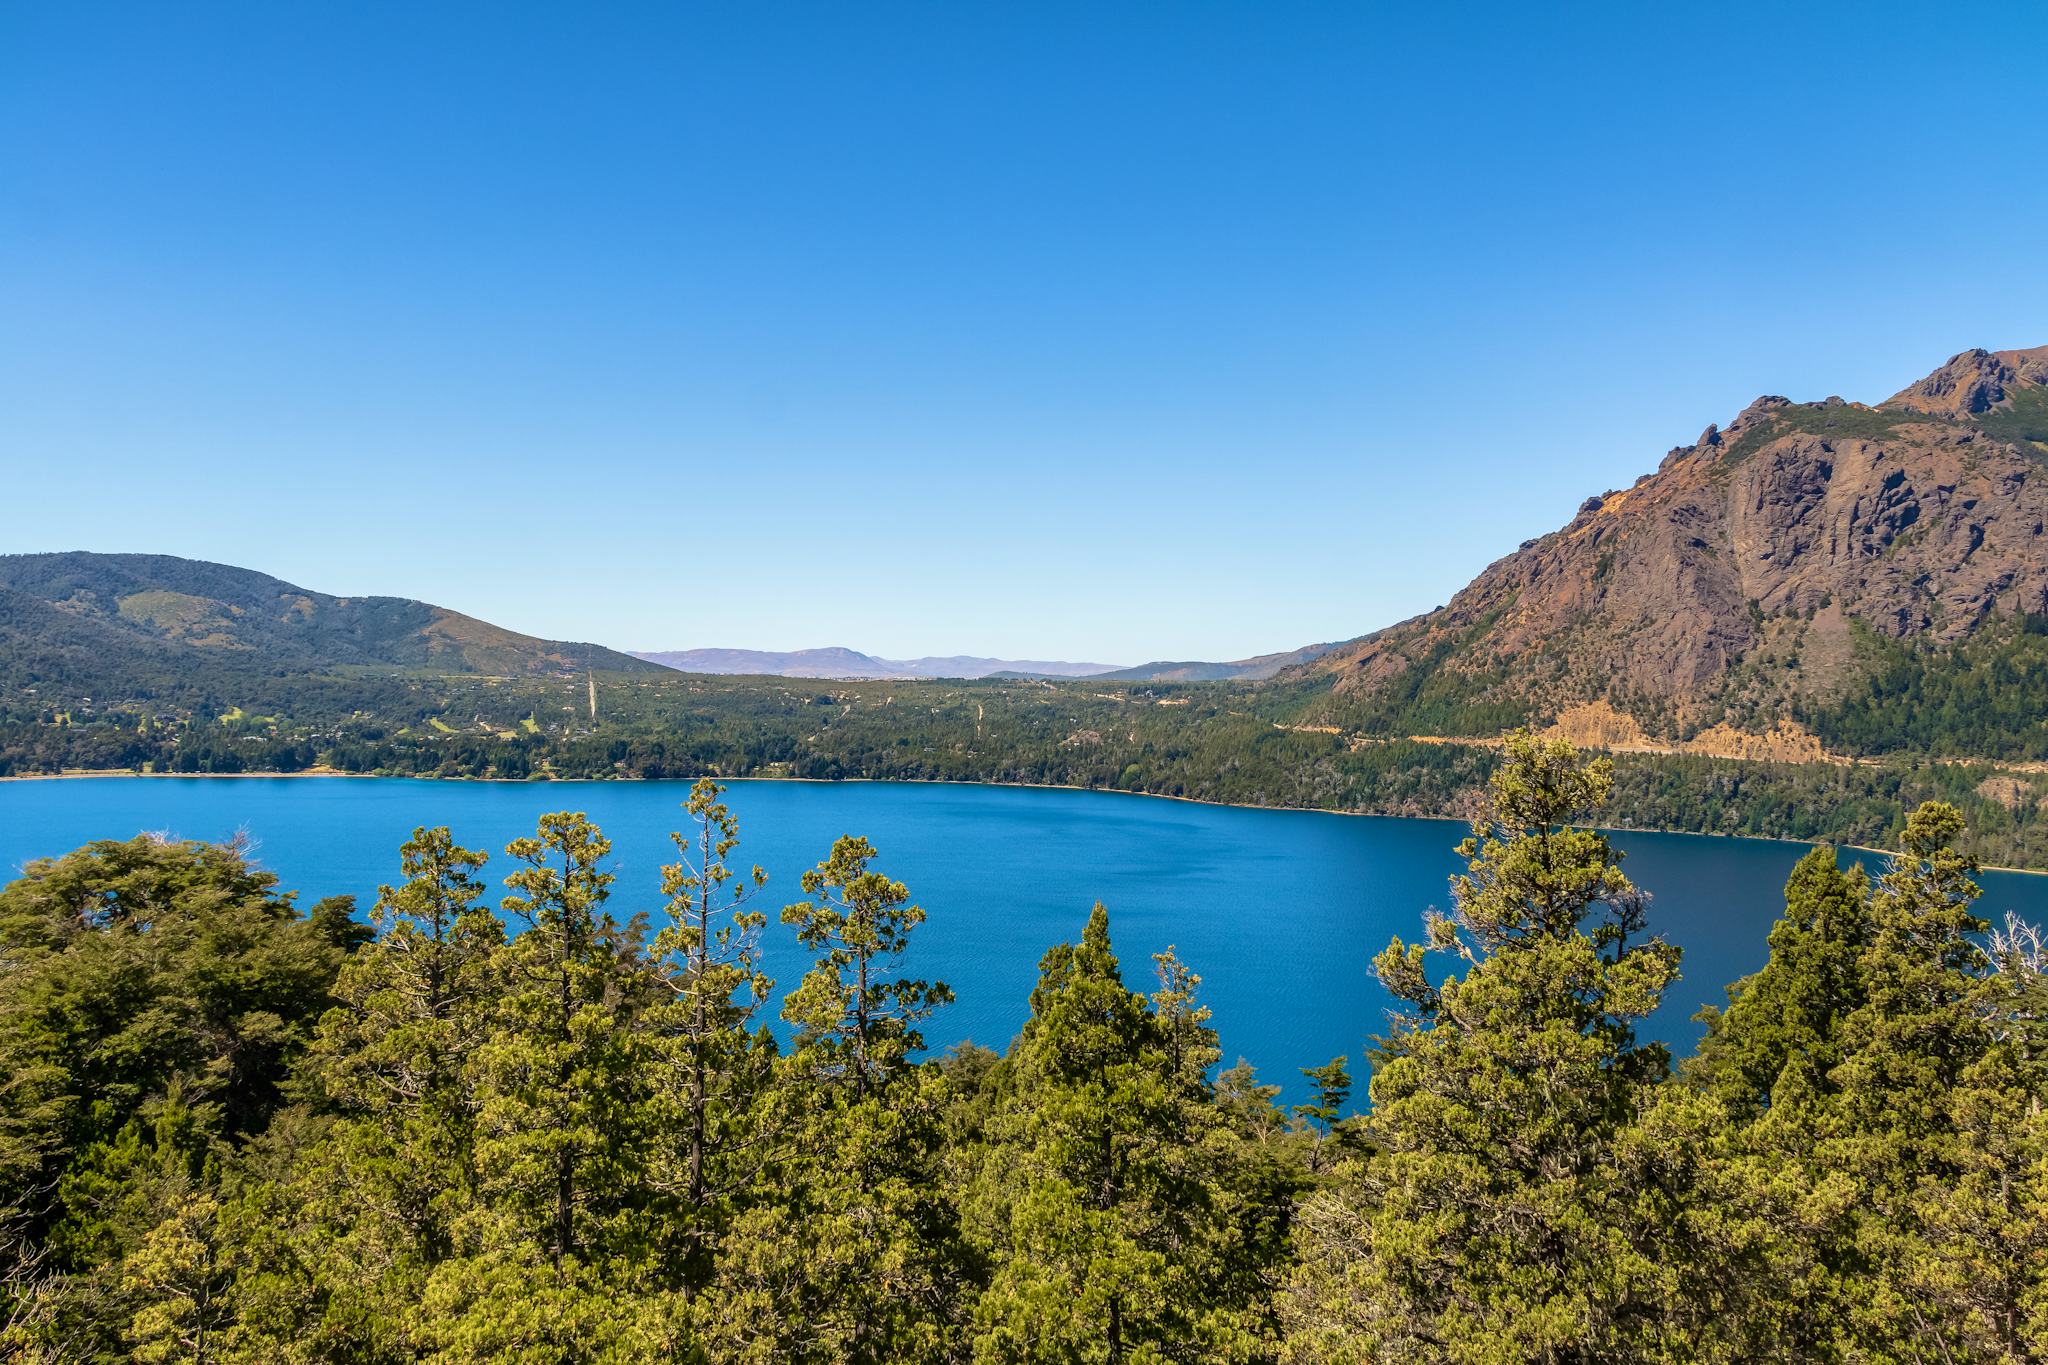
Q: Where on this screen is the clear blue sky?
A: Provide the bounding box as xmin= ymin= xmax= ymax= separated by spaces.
xmin=4 ymin=3 xmax=2045 ymax=664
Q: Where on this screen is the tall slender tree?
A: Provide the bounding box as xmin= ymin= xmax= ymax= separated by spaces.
xmin=1824 ymin=802 xmax=1998 ymax=1357
xmin=1151 ymin=945 xmax=1219 ymax=1090
xmin=1291 ymin=1059 xmax=1350 ymax=1175
xmin=417 ymin=813 xmax=663 ymax=1360
xmin=1645 ymin=845 xmax=1877 ymax=1358
xmin=1689 ymin=845 xmax=1870 ymax=1117
xmin=701 ymin=836 xmax=968 ymax=1364
xmin=484 ymin=813 xmax=645 ymax=1269
xmin=313 ymin=826 xmax=502 ymax=1228
xmin=647 ymin=779 xmax=774 ymax=1295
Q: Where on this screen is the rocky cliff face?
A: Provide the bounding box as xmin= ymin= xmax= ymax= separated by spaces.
xmin=1885 ymin=345 xmax=2048 ymax=417
xmin=1295 ymin=347 xmax=2048 ymax=735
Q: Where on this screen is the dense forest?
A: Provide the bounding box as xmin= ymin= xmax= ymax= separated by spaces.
xmin=4 ymin=734 xmax=2043 ymax=1362
xmin=6 ymin=661 xmax=2047 ymax=870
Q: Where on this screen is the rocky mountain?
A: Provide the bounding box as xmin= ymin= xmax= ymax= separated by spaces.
xmin=0 ymin=552 xmax=661 ymax=684
xmin=632 ymin=646 xmax=1124 ymax=680
xmin=1096 ymin=642 xmax=1344 ymax=682
xmin=1287 ymin=346 xmax=2048 ymax=753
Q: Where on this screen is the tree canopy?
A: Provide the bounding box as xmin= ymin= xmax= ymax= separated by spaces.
xmin=4 ymin=744 xmax=2045 ymax=1361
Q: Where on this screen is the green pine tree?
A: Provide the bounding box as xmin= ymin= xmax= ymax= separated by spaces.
xmin=967 ymin=904 xmax=1285 ymax=1362
xmin=1642 ymin=845 xmax=1876 ymax=1358
xmin=1291 ymin=1058 xmax=1351 ymax=1174
xmin=1689 ymin=845 xmax=1870 ymax=1117
xmin=1150 ymin=944 xmax=1218 ymax=1089
xmin=646 ymin=778 xmax=775 ymax=1295
xmin=1282 ymin=731 xmax=1681 ymax=1362
xmin=780 ymin=835 xmax=954 ymax=1097
xmin=418 ymin=812 xmax=663 ymax=1361
xmin=699 ymin=835 xmax=968 ymax=1363
xmin=235 ymin=826 xmax=506 ymax=1360
xmin=315 ymin=826 xmax=503 ymax=1231
xmin=1824 ymin=802 xmax=1997 ymax=1357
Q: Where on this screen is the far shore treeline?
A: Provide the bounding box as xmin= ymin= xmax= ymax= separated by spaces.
xmin=3 ymin=733 xmax=2044 ymax=1361
xmin=8 ymin=662 xmax=2048 ymax=873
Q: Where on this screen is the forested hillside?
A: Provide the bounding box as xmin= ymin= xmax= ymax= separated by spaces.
xmin=0 ymin=552 xmax=659 ymax=681
xmin=5 ymin=741 xmax=2042 ymax=1361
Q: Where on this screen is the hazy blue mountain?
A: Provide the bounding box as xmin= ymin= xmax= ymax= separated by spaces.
xmin=1094 ymin=642 xmax=1344 ymax=682
xmin=631 ymin=646 xmax=1125 ymax=680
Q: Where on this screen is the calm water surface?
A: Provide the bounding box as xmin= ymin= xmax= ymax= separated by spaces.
xmin=6 ymin=777 xmax=2045 ymax=1101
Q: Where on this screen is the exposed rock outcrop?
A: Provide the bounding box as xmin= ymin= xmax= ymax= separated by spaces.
xmin=1886 ymin=345 xmax=2048 ymax=417
xmin=1292 ymin=346 xmax=2048 ymax=733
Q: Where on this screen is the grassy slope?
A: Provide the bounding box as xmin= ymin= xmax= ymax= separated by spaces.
xmin=0 ymin=551 xmax=661 ymax=677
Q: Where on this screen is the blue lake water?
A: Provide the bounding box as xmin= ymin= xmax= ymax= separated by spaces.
xmin=5 ymin=777 xmax=2045 ymax=1102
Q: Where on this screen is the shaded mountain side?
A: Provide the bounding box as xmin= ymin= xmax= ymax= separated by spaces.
xmin=0 ymin=586 xmax=218 ymax=699
xmin=633 ymin=646 xmax=1123 ymax=679
xmin=1098 ymin=642 xmax=1345 ymax=682
xmin=0 ymin=552 xmax=660 ymax=684
xmin=1284 ymin=346 xmax=2048 ymax=758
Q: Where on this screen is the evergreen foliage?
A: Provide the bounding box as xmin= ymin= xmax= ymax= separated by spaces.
xmin=1283 ymin=732 xmax=1683 ymax=1361
xmin=646 ymin=778 xmax=774 ymax=1296
xmin=963 ymin=906 xmax=1290 ymax=1361
xmin=5 ymin=751 xmax=2048 ymax=1360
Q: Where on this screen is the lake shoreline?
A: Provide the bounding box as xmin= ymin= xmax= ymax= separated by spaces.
xmin=2 ymin=766 xmax=2040 ymax=876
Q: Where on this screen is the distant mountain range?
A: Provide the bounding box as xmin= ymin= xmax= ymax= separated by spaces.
xmin=1096 ymin=643 xmax=1343 ymax=682
xmin=10 ymin=342 xmax=2045 ymax=771
xmin=630 ymin=647 xmax=1124 ymax=680
xmin=629 ymin=643 xmax=1350 ymax=682
xmin=0 ymin=552 xmax=662 ymax=691
xmin=0 ymin=553 xmax=1333 ymax=692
